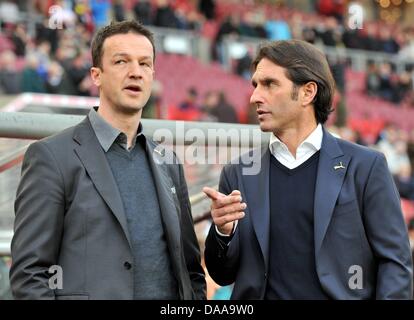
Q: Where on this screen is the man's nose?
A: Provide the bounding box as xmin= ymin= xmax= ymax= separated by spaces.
xmin=128 ymin=61 xmax=143 ymax=78
xmin=250 ymin=87 xmax=263 ymax=105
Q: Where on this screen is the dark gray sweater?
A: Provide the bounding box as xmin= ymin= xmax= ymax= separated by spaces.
xmin=106 ymin=141 xmax=178 ymax=299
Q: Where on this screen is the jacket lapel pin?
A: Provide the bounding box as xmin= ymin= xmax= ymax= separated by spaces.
xmin=154 ymin=148 xmax=164 ymax=156
xmin=334 ymin=161 xmax=346 ymax=170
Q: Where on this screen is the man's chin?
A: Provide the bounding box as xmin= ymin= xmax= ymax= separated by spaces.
xmin=118 ymin=104 xmax=144 ymax=116
xmin=259 ymin=122 xmax=272 ymax=132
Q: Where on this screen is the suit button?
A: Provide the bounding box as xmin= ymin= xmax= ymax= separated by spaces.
xmin=124 ymin=261 xmax=132 ymax=270
xmin=264 ymin=272 xmax=268 ymax=279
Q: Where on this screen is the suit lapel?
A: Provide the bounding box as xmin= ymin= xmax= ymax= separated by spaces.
xmin=72 ymin=118 xmax=132 ymax=248
xmin=242 ymin=145 xmax=270 ymax=270
xmin=314 ymin=129 xmax=350 ymax=254
xmin=146 ymin=142 xmax=182 ymax=265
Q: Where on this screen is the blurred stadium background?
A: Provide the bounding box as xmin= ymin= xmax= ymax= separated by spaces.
xmin=1 ymin=0 xmax=414 ymax=300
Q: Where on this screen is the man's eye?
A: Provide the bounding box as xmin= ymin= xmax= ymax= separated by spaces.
xmin=140 ymin=62 xmax=151 ymax=67
xmin=115 ymin=60 xmax=126 ymax=64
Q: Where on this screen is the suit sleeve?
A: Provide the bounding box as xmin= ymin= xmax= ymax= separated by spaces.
xmin=362 ymin=153 xmax=413 ymax=299
xmin=176 ymin=162 xmax=207 ymax=300
xmin=10 ymin=141 xmax=65 ymax=299
xmin=204 ymin=164 xmax=240 ymax=286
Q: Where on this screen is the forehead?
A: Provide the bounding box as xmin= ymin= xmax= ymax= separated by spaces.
xmin=252 ymin=58 xmax=290 ymax=82
xmin=102 ymin=32 xmax=154 ymax=59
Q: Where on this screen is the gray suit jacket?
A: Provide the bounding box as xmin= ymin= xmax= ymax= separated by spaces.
xmin=10 ymin=117 xmax=206 ymax=300
xmin=205 ymin=128 xmax=413 ymax=299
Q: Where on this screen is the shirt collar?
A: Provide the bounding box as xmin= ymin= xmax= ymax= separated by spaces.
xmin=88 ymin=107 xmax=143 ymax=152
xmin=269 ymin=123 xmax=323 ymax=157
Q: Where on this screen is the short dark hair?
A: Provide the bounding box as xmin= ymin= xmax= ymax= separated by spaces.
xmin=91 ymin=20 xmax=155 ymax=69
xmin=252 ymin=40 xmax=335 ymax=124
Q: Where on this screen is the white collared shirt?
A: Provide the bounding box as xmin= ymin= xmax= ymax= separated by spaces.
xmin=269 ymin=124 xmax=323 ymax=169
xmin=215 ymin=124 xmax=323 ymax=238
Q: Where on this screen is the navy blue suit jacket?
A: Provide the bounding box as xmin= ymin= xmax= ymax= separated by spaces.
xmin=205 ymin=129 xmax=413 ymax=299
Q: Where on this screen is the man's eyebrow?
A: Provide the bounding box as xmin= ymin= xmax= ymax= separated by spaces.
xmin=251 ymin=77 xmax=280 ymax=87
xmin=262 ymin=77 xmax=280 ymax=84
xmin=112 ymin=53 xmax=129 ymax=58
xmin=112 ymin=53 xmax=153 ymax=61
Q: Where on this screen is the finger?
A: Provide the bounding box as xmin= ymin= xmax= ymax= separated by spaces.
xmin=215 ymin=195 xmax=243 ymax=208
xmin=203 ymin=187 xmax=220 ymax=200
xmin=203 ymin=187 xmax=240 ymax=200
xmin=213 ymin=211 xmax=245 ymax=226
xmin=212 ymin=202 xmax=247 ymax=218
xmin=229 ymin=190 xmax=241 ymax=196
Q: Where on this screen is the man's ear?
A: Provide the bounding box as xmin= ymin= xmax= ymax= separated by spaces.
xmin=90 ymin=67 xmax=102 ymax=87
xmin=301 ymin=81 xmax=318 ymax=106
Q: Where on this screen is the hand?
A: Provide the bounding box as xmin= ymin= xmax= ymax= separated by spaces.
xmin=203 ymin=187 xmax=246 ymax=236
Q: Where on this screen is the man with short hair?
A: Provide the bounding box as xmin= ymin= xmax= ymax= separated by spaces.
xmin=10 ymin=20 xmax=206 ymax=300
xmin=204 ymin=40 xmax=413 ymax=299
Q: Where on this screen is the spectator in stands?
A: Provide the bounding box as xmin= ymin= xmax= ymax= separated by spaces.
xmin=213 ymin=14 xmax=241 ymax=62
xmin=302 ymin=19 xmax=318 ymax=44
xmin=361 ymin=24 xmax=381 ymax=52
xmin=179 ymin=87 xmax=199 ymax=111
xmin=45 ymin=60 xmax=77 ymax=95
xmin=342 ymin=24 xmax=362 ymax=50
xmin=0 ymin=50 xmax=21 ymax=94
xmin=10 ymin=20 xmax=206 ymax=300
xmin=390 ymin=140 xmax=411 ymax=176
xmin=399 ymin=29 xmax=414 ymax=61
xmin=379 ymin=28 xmax=400 ymax=54
xmin=378 ymin=62 xmax=395 ymax=102
xmin=365 ymin=61 xmax=380 ymax=97
xmin=317 ymin=0 xmax=345 ymax=23
xmin=395 ymin=163 xmax=414 ymax=201
xmin=73 ymin=0 xmax=95 ymax=32
xmin=33 ymin=40 xmax=52 ymax=81
xmin=175 ymin=7 xmax=200 ymax=31
xmin=20 ymin=53 xmax=46 ymax=93
xmin=317 ymin=16 xmax=341 ymax=47
xmin=328 ymin=55 xmax=346 ymax=94
xmin=112 ymin=0 xmax=126 ymax=22
xmin=65 ymin=50 xmax=90 ymax=96
xmin=9 ymin=23 xmax=27 ymax=57
xmin=154 ymin=0 xmax=178 ymax=29
xmin=201 ymin=90 xmax=238 ymax=123
xmin=265 ymin=12 xmax=292 ymax=41
xmin=235 ymin=51 xmax=253 ymax=80
xmin=394 ymin=70 xmax=413 ymax=104
xmin=35 ymin=18 xmax=59 ymax=55
xmin=133 ymin=0 xmax=153 ymax=25
xmin=198 ymin=0 xmax=216 ymax=20
xmin=377 ymin=125 xmax=411 ymax=176
xmin=90 ymin=0 xmax=111 ymax=29
xmin=239 ymin=12 xmax=266 ymax=39
xmin=203 ymin=40 xmax=413 ymax=299
xmin=215 ymin=91 xmax=239 ymax=123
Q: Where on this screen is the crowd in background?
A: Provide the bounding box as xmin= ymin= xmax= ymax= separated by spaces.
xmin=1 ymin=0 xmax=414 ymax=103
